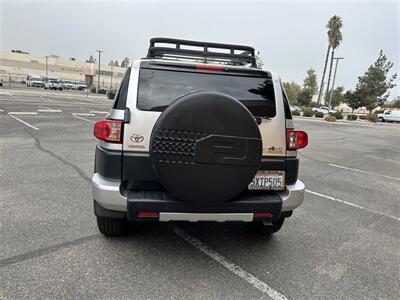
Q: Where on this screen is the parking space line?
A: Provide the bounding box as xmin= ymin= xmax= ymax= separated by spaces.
xmin=328 ymin=163 xmax=400 ymax=181
xmin=0 ymin=109 xmax=3 ymax=112
xmin=72 ymin=113 xmax=95 ymax=116
xmin=73 ymin=115 xmax=95 ymax=123
xmin=39 ymin=105 xmax=54 ymax=110
xmin=306 ymin=189 xmax=400 ymax=222
xmin=9 ymin=115 xmax=39 ymax=130
xmin=171 ymin=226 xmax=289 ymax=300
xmin=37 ymin=109 xmax=63 ymax=113
xmin=8 ymin=111 xmax=38 ymax=115
xmin=365 ymin=155 xmax=399 ymax=163
xmin=89 ymin=111 xmax=109 ymax=114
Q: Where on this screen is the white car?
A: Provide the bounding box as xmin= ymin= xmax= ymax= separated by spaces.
xmin=44 ymin=77 xmax=63 ymax=90
xmin=74 ymin=81 xmax=87 ymax=91
xmin=313 ymin=106 xmax=337 ymax=114
xmin=26 ymin=74 xmax=44 ymax=88
xmin=378 ymin=110 xmax=400 ymax=122
xmin=61 ymin=80 xmax=75 ymax=90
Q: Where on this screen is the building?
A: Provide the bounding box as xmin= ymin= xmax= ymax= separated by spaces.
xmin=0 ymin=51 xmax=128 ymax=89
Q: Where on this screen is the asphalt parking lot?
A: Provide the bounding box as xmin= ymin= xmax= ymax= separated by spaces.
xmin=0 ymin=89 xmax=399 ymax=299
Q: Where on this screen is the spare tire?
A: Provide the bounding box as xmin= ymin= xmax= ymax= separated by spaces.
xmin=150 ymin=92 xmax=262 ymax=203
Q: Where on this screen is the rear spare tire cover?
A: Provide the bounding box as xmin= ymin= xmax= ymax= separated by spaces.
xmin=150 ymin=92 xmax=262 ymax=203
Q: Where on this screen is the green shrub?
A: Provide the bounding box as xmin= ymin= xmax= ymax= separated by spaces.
xmin=107 ymin=90 xmax=116 ymax=99
xmin=90 ymin=86 xmax=96 ymax=93
xmin=315 ymin=111 xmax=324 ymax=118
xmin=330 ymin=111 xmax=343 ymax=120
xmin=325 ymin=115 xmax=336 ymax=122
xmin=97 ymin=88 xmax=107 ymax=94
xmin=367 ymin=113 xmax=377 ymax=123
xmin=292 ymin=110 xmax=301 ymax=116
xmin=374 ymin=109 xmax=384 ymax=114
xmin=302 ymin=108 xmax=314 ymax=117
xmin=347 ymin=114 xmax=358 ymax=121
xmin=359 ymin=115 xmax=367 ymax=120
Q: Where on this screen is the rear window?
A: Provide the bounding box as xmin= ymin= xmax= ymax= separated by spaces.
xmin=113 ymin=67 xmax=131 ymax=109
xmin=137 ymin=68 xmax=276 ymax=118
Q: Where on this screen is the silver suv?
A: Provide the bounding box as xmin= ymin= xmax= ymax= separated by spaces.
xmin=92 ymin=38 xmax=308 ymax=236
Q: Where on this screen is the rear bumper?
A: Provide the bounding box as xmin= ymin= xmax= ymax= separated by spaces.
xmin=92 ymin=173 xmax=304 ymax=219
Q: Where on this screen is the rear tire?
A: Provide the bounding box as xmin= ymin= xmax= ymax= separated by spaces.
xmin=96 ymin=216 xmax=128 ymax=236
xmin=248 ymin=217 xmax=285 ymax=235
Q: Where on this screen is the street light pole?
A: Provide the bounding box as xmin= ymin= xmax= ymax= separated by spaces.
xmin=96 ymin=50 xmax=103 ymax=91
xmin=328 ymin=57 xmax=344 ymax=108
xmin=45 ymin=56 xmax=48 ymax=77
xmin=110 ymin=64 xmax=113 ymax=90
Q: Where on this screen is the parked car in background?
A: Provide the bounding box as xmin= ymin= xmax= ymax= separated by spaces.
xmin=43 ymin=76 xmax=63 ymax=90
xmin=290 ymin=105 xmax=302 ymax=112
xmin=313 ymin=106 xmax=337 ymax=114
xmin=26 ymin=74 xmax=44 ymax=88
xmin=61 ymin=80 xmax=75 ymax=90
xmin=74 ymin=81 xmax=87 ymax=91
xmin=378 ymin=110 xmax=400 ymax=122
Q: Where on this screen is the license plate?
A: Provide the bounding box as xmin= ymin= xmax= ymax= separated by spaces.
xmin=248 ymin=170 xmax=285 ymax=191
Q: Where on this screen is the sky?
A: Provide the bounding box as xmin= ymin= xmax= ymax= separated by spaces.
xmin=1 ymin=0 xmax=399 ymax=98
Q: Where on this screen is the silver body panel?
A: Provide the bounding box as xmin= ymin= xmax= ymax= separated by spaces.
xmin=159 ymin=212 xmax=254 ymax=222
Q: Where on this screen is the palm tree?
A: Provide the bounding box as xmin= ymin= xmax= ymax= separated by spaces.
xmin=324 ymin=16 xmax=343 ymax=106
xmin=317 ymin=16 xmax=343 ymax=104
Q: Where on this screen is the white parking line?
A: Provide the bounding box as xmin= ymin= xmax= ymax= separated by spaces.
xmin=365 ymin=155 xmax=399 ymax=163
xmin=39 ymin=105 xmax=54 ymax=110
xmin=171 ymin=226 xmax=289 ymax=300
xmin=73 ymin=115 xmax=95 ymax=123
xmin=329 ymin=163 xmax=400 ymax=181
xmin=0 ymin=109 xmax=4 ymax=112
xmin=9 ymin=115 xmax=39 ymax=130
xmin=37 ymin=109 xmax=62 ymax=113
xmin=72 ymin=113 xmax=95 ymax=116
xmin=306 ymin=189 xmax=400 ymax=222
xmin=89 ymin=111 xmax=109 ymax=114
xmin=8 ymin=112 xmax=38 ymax=115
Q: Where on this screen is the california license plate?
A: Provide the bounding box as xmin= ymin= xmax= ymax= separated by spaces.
xmin=248 ymin=170 xmax=285 ymax=191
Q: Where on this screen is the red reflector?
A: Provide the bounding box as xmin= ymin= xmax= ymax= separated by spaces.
xmin=93 ymin=119 xmax=123 ymax=143
xmin=196 ymin=65 xmax=225 ymax=71
xmin=287 ymin=129 xmax=308 ymax=150
xmin=254 ymin=212 xmax=273 ymax=217
xmin=137 ymin=212 xmax=159 ymax=218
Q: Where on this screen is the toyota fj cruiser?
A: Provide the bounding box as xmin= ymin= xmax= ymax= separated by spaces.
xmin=92 ymin=38 xmax=308 ymax=236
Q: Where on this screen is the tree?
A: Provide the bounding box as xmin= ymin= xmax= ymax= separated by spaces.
xmin=255 ymin=51 xmax=264 ymax=68
xmin=317 ymin=15 xmax=343 ymax=104
xmin=109 ymin=60 xmax=115 ymax=66
xmin=114 ymin=60 xmax=119 ymax=67
xmin=283 ymin=81 xmax=302 ymax=104
xmin=86 ymin=55 xmax=96 ymax=63
xmin=70 ymin=57 xmax=76 ymax=61
xmin=345 ymin=50 xmax=397 ymax=112
xmin=298 ymin=89 xmax=313 ymax=106
xmin=324 ymin=16 xmax=343 ymax=104
xmin=121 ymin=57 xmax=130 ymax=67
xmin=345 ymin=90 xmax=363 ymax=112
xmin=297 ymin=69 xmax=318 ymax=106
xmin=326 ymin=86 xmax=345 ymax=108
xmin=303 ymin=68 xmax=318 ymax=95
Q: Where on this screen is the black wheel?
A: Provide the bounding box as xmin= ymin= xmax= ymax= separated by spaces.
xmin=248 ymin=217 xmax=285 ymax=235
xmin=96 ymin=216 xmax=128 ymax=236
xmin=378 ymin=117 xmax=384 ymax=122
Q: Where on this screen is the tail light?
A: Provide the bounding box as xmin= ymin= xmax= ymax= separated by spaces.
xmin=196 ymin=65 xmax=225 ymax=71
xmin=287 ymin=129 xmax=308 ymax=150
xmin=93 ymin=119 xmax=123 ymax=143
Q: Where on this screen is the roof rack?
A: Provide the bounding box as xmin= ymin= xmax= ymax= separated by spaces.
xmin=146 ymin=38 xmax=257 ymax=67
